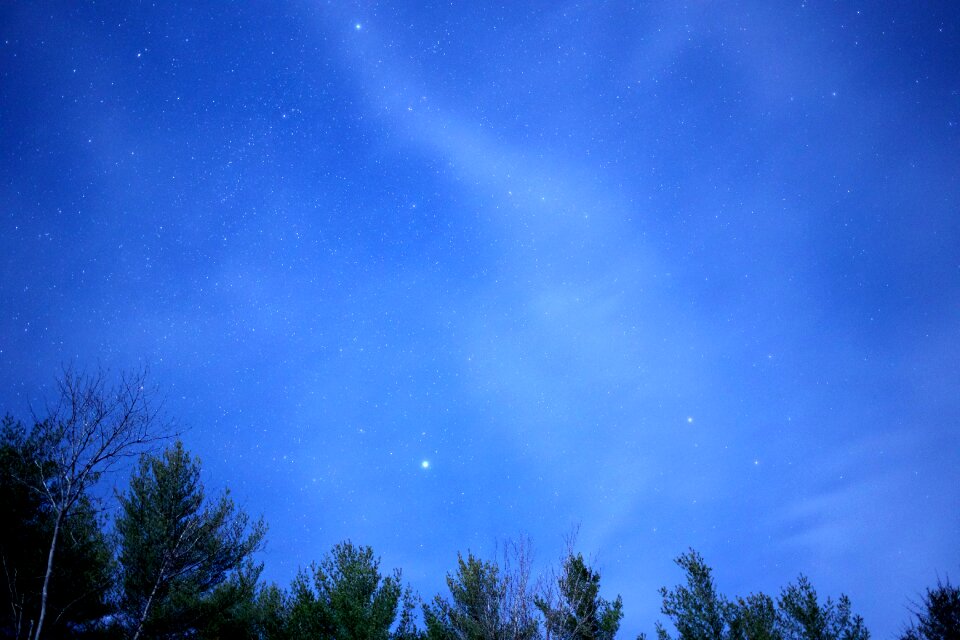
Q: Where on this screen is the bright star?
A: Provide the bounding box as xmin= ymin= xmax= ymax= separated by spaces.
xmin=421 ymin=460 xmax=430 ymax=469
xmin=354 ymin=23 xmax=362 ymax=31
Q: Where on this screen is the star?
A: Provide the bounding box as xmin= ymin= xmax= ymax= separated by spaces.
xmin=354 ymin=23 xmax=362 ymax=31
xmin=421 ymin=460 xmax=430 ymax=469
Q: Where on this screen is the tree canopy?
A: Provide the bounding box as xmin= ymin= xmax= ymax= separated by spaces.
xmin=424 ymin=547 xmax=538 ymax=640
xmin=536 ymin=552 xmax=622 ymax=640
xmin=651 ymin=550 xmax=869 ymax=640
xmin=277 ymin=541 xmax=411 ymax=640
xmin=3 ymin=370 xmax=956 ymax=640
xmin=898 ymin=577 xmax=960 ymax=640
xmin=115 ymin=441 xmax=266 ymax=640
xmin=0 ymin=417 xmax=113 ymax=639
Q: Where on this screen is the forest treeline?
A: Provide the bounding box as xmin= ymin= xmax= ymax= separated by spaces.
xmin=2 ymin=370 xmax=957 ymax=640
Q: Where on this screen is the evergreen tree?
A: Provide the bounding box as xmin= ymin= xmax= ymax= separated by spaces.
xmin=393 ymin=585 xmax=423 ymax=640
xmin=424 ymin=550 xmax=538 ymax=640
xmin=898 ymin=577 xmax=960 ymax=640
xmin=650 ymin=551 xmax=868 ymax=640
xmin=255 ymin=583 xmax=294 ymax=640
xmin=283 ymin=541 xmax=411 ymax=640
xmin=536 ymin=553 xmax=622 ymax=640
xmin=776 ymin=577 xmax=868 ymax=640
xmin=194 ymin=560 xmax=264 ymax=640
xmin=728 ymin=594 xmax=780 ymax=640
xmin=655 ymin=550 xmax=730 ymax=640
xmin=115 ymin=441 xmax=265 ymax=640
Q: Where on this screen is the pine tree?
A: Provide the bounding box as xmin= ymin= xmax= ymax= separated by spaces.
xmin=650 ymin=551 xmax=868 ymax=640
xmin=282 ymin=541 xmax=412 ymax=640
xmin=116 ymin=441 xmax=265 ymax=640
xmin=536 ymin=553 xmax=622 ymax=640
xmin=898 ymin=577 xmax=960 ymax=640
xmin=776 ymin=576 xmax=868 ymax=640
xmin=424 ymin=548 xmax=538 ymax=640
xmin=655 ymin=550 xmax=729 ymax=640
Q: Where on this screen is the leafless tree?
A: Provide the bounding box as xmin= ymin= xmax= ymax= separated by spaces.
xmin=501 ymin=536 xmax=539 ymax=640
xmin=21 ymin=367 xmax=172 ymax=640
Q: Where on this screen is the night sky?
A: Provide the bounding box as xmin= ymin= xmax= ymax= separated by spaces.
xmin=2 ymin=1 xmax=959 ymax=638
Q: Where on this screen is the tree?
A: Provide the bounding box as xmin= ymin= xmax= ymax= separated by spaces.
xmin=424 ymin=542 xmax=538 ymax=640
xmin=254 ymin=583 xmax=294 ymax=640
xmin=193 ymin=560 xmax=264 ymax=640
xmin=281 ymin=541 xmax=409 ymax=640
xmin=776 ymin=576 xmax=868 ymax=640
xmin=728 ymin=594 xmax=780 ymax=640
xmin=654 ymin=550 xmax=729 ymax=640
xmin=5 ymin=368 xmax=169 ymax=640
xmin=392 ymin=585 xmax=423 ymax=640
xmin=0 ymin=417 xmax=113 ymax=639
xmin=898 ymin=577 xmax=960 ymax=640
xmin=650 ymin=551 xmax=868 ymax=640
xmin=535 ymin=552 xmax=623 ymax=640
xmin=115 ymin=441 xmax=266 ymax=640
xmin=501 ymin=538 xmax=539 ymax=640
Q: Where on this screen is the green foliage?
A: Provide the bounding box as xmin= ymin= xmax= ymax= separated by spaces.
xmin=11 ymin=366 xmax=957 ymax=640
xmin=254 ymin=583 xmax=294 ymax=640
xmin=0 ymin=417 xmax=114 ymax=639
xmin=776 ymin=576 xmax=868 ymax=640
xmin=115 ymin=441 xmax=266 ymax=639
xmin=728 ymin=594 xmax=780 ymax=640
xmin=424 ymin=553 xmax=501 ymax=640
xmin=392 ymin=585 xmax=423 ymax=640
xmin=424 ymin=551 xmax=538 ymax=640
xmin=536 ymin=553 xmax=623 ymax=640
xmin=195 ymin=560 xmax=264 ymax=639
xmin=17 ymin=367 xmax=171 ymax=640
xmin=281 ymin=541 xmax=409 ymax=640
xmin=652 ymin=551 xmax=868 ymax=640
xmin=655 ymin=550 xmax=729 ymax=640
xmin=898 ymin=577 xmax=960 ymax=640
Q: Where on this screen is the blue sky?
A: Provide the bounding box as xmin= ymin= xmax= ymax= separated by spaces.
xmin=1 ymin=1 xmax=958 ymax=637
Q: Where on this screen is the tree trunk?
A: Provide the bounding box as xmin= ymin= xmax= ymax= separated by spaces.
xmin=32 ymin=509 xmax=62 ymax=640
xmin=130 ymin=564 xmax=167 ymax=640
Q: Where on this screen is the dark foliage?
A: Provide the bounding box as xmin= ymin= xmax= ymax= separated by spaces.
xmin=776 ymin=576 xmax=868 ymax=640
xmin=115 ymin=441 xmax=266 ymax=640
xmin=424 ymin=550 xmax=538 ymax=640
xmin=9 ymin=373 xmax=960 ymax=640
xmin=899 ymin=577 xmax=960 ymax=640
xmin=0 ymin=417 xmax=113 ymax=640
xmin=651 ymin=550 xmax=868 ymax=640
xmin=536 ymin=553 xmax=622 ymax=640
xmin=274 ymin=541 xmax=411 ymax=640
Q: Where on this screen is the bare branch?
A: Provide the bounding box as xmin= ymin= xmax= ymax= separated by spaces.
xmin=22 ymin=366 xmax=173 ymax=640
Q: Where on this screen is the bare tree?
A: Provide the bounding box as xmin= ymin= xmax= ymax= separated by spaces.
xmin=501 ymin=536 xmax=539 ymax=640
xmin=21 ymin=367 xmax=172 ymax=640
